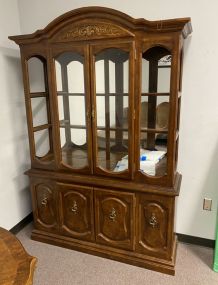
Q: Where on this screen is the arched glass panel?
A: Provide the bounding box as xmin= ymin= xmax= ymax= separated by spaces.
xmin=55 ymin=52 xmax=88 ymax=169
xmin=28 ymin=57 xmax=45 ymax=93
xmin=95 ymin=48 xmax=129 ymax=172
xmin=31 ymin=97 xmax=48 ymax=127
xmin=27 ymin=56 xmax=53 ymax=162
xmin=140 ymin=47 xmax=171 ymax=177
xmin=34 ymin=129 xmax=50 ymax=158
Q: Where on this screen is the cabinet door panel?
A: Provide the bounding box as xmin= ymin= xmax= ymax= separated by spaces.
xmin=136 ymin=194 xmax=174 ymax=259
xmin=53 ymin=45 xmax=93 ymax=174
xmin=31 ymin=179 xmax=58 ymax=233
xmin=90 ymin=42 xmax=134 ymax=179
xmin=58 ymin=183 xmax=94 ymax=241
xmin=95 ymin=189 xmax=135 ymax=250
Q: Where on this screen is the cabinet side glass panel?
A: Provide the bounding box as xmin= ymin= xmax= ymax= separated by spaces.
xmin=34 ymin=129 xmax=50 ymax=158
xmin=55 ymin=52 xmax=88 ymax=169
xmin=31 ymin=97 xmax=48 ymax=127
xmin=27 ymin=56 xmax=53 ymax=162
xmin=140 ymin=47 xmax=171 ymax=177
xmin=28 ymin=57 xmax=45 ymax=93
xmin=95 ymin=48 xmax=129 ymax=172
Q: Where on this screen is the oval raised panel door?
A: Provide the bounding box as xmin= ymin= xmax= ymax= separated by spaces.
xmin=95 ymin=189 xmax=134 ymax=250
xmin=136 ymin=194 xmax=174 ymax=260
xmin=62 ymin=192 xmax=89 ymax=234
xmin=35 ymin=184 xmax=57 ymax=228
xmin=58 ymin=183 xmax=94 ymax=241
xmin=101 ymin=197 xmax=128 ymax=241
xmin=143 ymin=203 xmax=167 ymax=249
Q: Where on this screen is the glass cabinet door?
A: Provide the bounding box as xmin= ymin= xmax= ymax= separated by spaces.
xmin=138 ymin=46 xmax=171 ymax=178
xmin=91 ymin=44 xmax=133 ymax=178
xmin=54 ymin=47 xmax=92 ymax=172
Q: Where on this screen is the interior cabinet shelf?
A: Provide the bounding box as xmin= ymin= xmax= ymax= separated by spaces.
xmin=9 ymin=6 xmax=192 ymax=275
xmin=57 ymin=92 xmax=170 ymax=97
xmin=30 ymin=92 xmax=48 ymax=98
xmin=142 ymin=92 xmax=170 ymax=96
xmin=33 ymin=124 xmax=51 ymax=132
xmin=59 ymin=124 xmax=169 ymax=134
xmin=140 ymin=128 xmax=168 ymax=134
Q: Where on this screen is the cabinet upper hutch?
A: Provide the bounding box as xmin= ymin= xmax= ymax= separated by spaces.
xmin=10 ymin=7 xmax=192 ymax=275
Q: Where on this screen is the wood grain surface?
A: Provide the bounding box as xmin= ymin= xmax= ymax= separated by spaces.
xmin=0 ymin=227 xmax=36 ymax=285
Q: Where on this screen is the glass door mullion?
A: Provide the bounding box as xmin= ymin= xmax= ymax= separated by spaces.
xmin=147 ymin=59 xmax=158 ymax=150
xmin=104 ymin=59 xmax=111 ymax=170
xmin=114 ymin=61 xmax=124 ymax=150
xmin=60 ymin=61 xmax=71 ymax=147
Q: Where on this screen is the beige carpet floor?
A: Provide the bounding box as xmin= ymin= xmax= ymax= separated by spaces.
xmin=17 ymin=223 xmax=218 ymax=285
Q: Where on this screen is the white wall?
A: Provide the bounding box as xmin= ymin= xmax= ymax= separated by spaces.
xmin=16 ymin=0 xmax=218 ymax=240
xmin=0 ymin=0 xmax=31 ymax=230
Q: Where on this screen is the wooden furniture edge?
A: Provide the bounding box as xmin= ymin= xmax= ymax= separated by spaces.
xmin=25 ymin=168 xmax=181 ymax=196
xmin=0 ymin=227 xmax=37 ymax=285
xmin=25 ymin=257 xmax=37 ymax=285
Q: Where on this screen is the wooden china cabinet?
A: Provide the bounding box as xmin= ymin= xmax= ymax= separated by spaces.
xmin=9 ymin=7 xmax=192 ymax=275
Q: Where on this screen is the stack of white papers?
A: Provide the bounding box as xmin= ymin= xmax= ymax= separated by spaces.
xmin=140 ymin=149 xmax=166 ymax=162
xmin=114 ymin=157 xmax=128 ymax=172
xmin=114 ymin=149 xmax=166 ymax=176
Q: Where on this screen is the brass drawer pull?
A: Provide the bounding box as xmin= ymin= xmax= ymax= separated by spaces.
xmin=149 ymin=213 xmax=158 ymax=228
xmin=109 ymin=208 xmax=116 ymax=222
xmin=41 ymin=197 xmax=48 ymax=206
xmin=71 ymin=201 xmax=78 ymax=214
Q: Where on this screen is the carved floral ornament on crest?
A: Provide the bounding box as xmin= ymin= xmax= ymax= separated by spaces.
xmin=57 ymin=23 xmax=127 ymax=40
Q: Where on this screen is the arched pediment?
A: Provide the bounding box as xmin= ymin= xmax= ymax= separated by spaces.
xmin=9 ymin=7 xmax=192 ymax=45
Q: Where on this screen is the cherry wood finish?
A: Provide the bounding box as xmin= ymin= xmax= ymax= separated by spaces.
xmin=0 ymin=227 xmax=36 ymax=285
xmin=58 ymin=183 xmax=95 ymax=241
xmin=136 ymin=193 xmax=174 ymax=260
xmin=95 ymin=189 xmax=135 ymax=250
xmin=31 ymin=179 xmax=58 ymax=233
xmin=9 ymin=7 xmax=192 ymax=275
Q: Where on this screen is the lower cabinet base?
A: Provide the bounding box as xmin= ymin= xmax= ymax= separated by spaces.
xmin=29 ymin=177 xmax=179 ymax=275
xmin=31 ymin=229 xmax=177 ymax=275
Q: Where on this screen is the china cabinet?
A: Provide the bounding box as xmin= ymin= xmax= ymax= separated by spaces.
xmin=9 ymin=7 xmax=192 ymax=275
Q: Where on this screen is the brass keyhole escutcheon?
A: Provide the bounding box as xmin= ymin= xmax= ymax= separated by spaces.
xmin=109 ymin=208 xmax=116 ymax=222
xmin=71 ymin=200 xmax=78 ymax=214
xmin=41 ymin=197 xmax=48 ymax=206
xmin=149 ymin=213 xmax=158 ymax=228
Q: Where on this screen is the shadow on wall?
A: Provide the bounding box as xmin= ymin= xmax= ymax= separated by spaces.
xmin=0 ymin=46 xmax=31 ymax=219
xmin=185 ymin=136 xmax=218 ymax=236
xmin=199 ymin=137 xmax=218 ymax=232
xmin=176 ymin=32 xmax=218 ymax=259
xmin=185 ymin=138 xmax=218 ymax=268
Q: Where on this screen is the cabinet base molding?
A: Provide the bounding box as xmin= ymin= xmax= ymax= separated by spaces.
xmin=31 ymin=229 xmax=177 ymax=275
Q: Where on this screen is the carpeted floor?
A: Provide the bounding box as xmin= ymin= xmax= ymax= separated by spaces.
xmin=17 ymin=223 xmax=218 ymax=285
